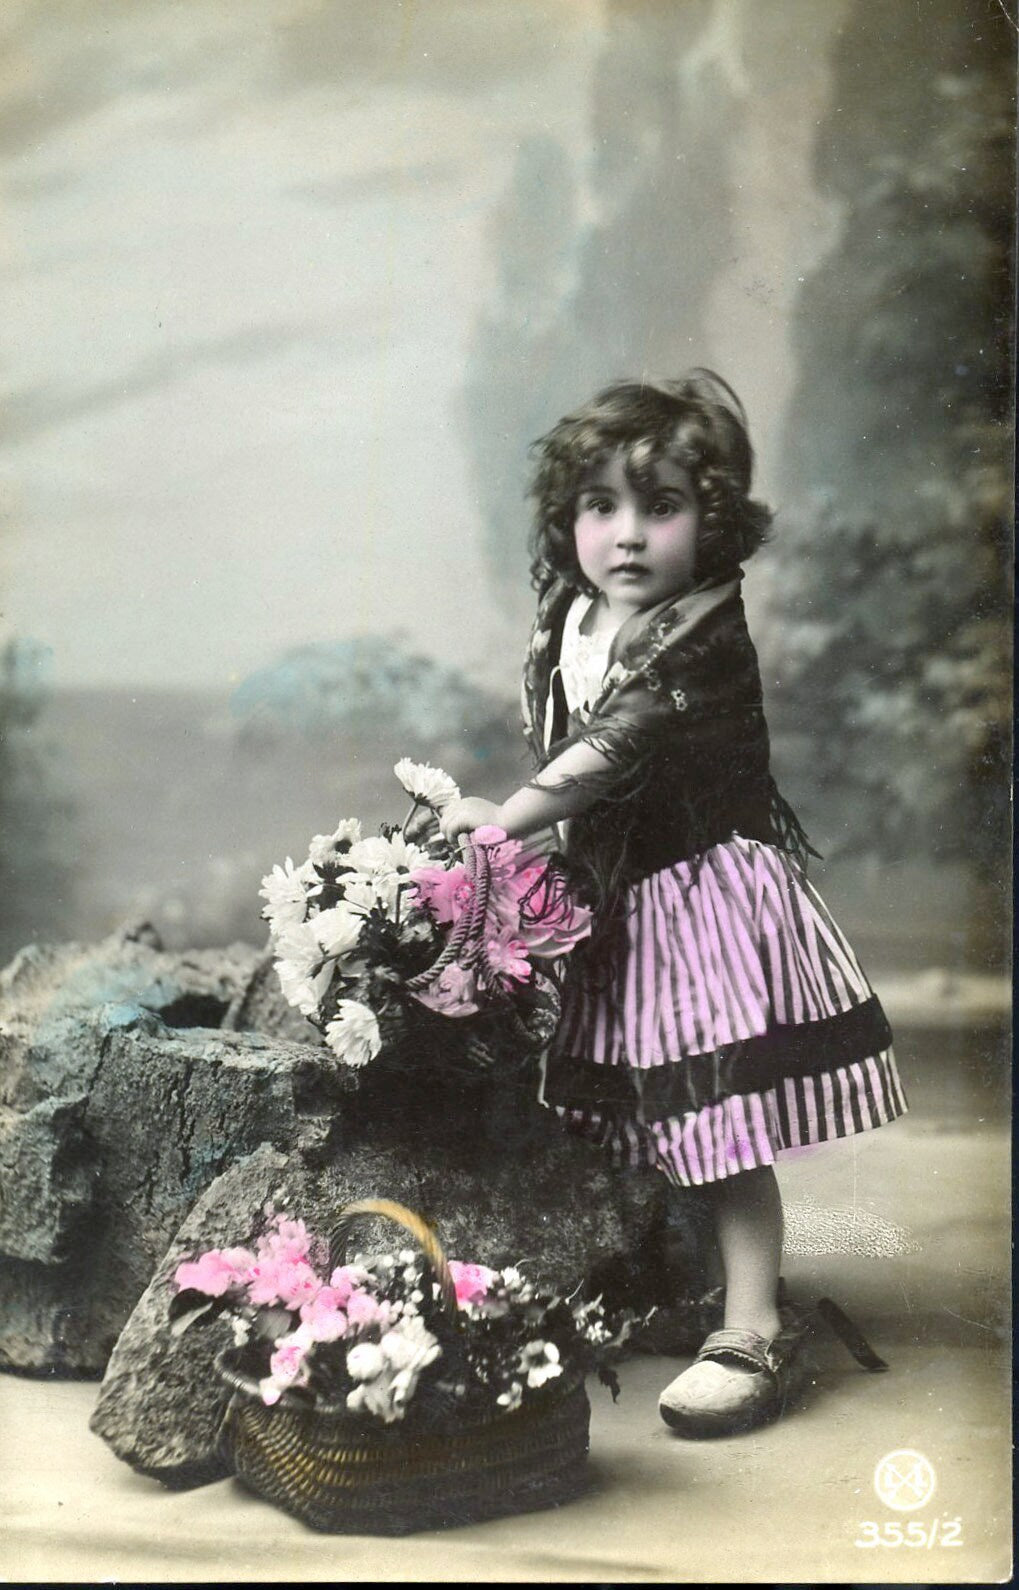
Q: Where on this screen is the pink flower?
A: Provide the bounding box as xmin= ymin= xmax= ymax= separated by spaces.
xmin=485 ymin=928 xmax=532 ymax=986
xmin=255 ymin=1217 xmax=314 ymax=1266
xmin=345 ymin=1289 xmax=393 ymax=1330
xmin=409 ymin=962 xmax=481 ymax=1018
xmin=408 ymin=863 xmax=471 ymax=925
xmin=448 ymin=1260 xmax=499 ymax=1306
xmin=470 ymin=825 xmax=523 ymax=869
xmin=326 ymin=1264 xmax=371 ymax=1306
xmin=173 ymin=1246 xmax=254 ymax=1297
xmin=298 ymin=1289 xmax=349 ymax=1342
xmin=247 ymin=1256 xmax=322 ymax=1309
xmin=259 ymin=1334 xmax=311 ymax=1405
xmin=270 ymin=1337 xmax=309 ymax=1381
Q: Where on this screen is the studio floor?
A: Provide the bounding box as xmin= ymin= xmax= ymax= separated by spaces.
xmin=1 ymin=1030 xmax=1011 ymax=1585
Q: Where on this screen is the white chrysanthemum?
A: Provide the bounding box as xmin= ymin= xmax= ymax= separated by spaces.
xmin=274 ymin=920 xmax=329 ymax=1014
xmin=281 ymin=962 xmax=332 ymax=1017
xmin=308 ymin=819 xmax=363 ymax=867
xmin=341 ymin=870 xmax=410 ymax=922
xmin=394 ymin=759 xmax=461 ymax=812
xmin=259 ymin=857 xmax=310 ymax=929
xmin=273 ymin=919 xmax=321 ymax=974
xmin=325 ymin=1000 xmax=382 ymax=1068
xmin=311 ymin=902 xmax=363 ymax=958
xmin=276 ymin=958 xmax=330 ymax=1016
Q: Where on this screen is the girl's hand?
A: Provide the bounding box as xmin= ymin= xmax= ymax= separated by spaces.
xmin=439 ymin=796 xmax=503 ymax=846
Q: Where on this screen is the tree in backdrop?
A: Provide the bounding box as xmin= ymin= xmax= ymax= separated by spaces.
xmin=459 ymin=0 xmax=735 ymax=610
xmin=0 ymin=637 xmax=75 ymax=963
xmin=462 ymin=0 xmax=1012 ymax=911
xmin=228 ymin=635 xmax=512 ymax=753
xmin=767 ymin=0 xmax=1013 ymax=889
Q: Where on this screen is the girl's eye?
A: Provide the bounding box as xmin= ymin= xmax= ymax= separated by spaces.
xmin=650 ymin=497 xmax=681 ymax=518
xmin=583 ymin=497 xmax=614 ymax=516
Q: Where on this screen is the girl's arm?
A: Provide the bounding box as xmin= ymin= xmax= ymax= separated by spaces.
xmin=439 ymin=737 xmax=612 ymax=844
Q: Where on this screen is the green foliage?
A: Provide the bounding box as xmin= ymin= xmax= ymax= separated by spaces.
xmin=770 ymin=1 xmax=1014 ymax=869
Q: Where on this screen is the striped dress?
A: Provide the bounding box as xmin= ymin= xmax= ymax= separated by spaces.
xmin=542 ymin=596 xmax=907 ymax=1188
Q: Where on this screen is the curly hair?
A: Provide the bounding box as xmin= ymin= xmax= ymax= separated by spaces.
xmin=527 ymin=369 xmax=773 ymax=593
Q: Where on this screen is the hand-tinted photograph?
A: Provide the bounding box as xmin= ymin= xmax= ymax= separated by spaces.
xmin=0 ymin=1 xmax=1012 ymax=1582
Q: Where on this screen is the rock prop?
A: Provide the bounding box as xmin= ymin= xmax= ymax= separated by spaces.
xmin=0 ymin=924 xmax=333 ymax=1374
xmin=0 ymin=923 xmax=671 ymax=1458
xmin=221 ymin=948 xmax=320 ymax=1045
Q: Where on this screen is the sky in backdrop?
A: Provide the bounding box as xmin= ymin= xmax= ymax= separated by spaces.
xmin=1 ymin=0 xmax=848 ymax=693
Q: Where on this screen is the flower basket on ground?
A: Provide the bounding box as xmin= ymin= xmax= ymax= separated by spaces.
xmin=258 ymin=761 xmax=592 ymax=1083
xmin=170 ymin=1200 xmax=641 ymax=1534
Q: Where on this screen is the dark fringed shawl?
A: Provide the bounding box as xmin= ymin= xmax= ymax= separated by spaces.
xmin=520 ymin=573 xmax=815 ymax=976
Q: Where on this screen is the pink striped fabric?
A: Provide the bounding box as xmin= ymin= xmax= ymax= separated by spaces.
xmin=549 ymin=835 xmax=907 ymax=1186
xmin=555 ymin=1049 xmax=906 ymax=1187
xmin=554 ymin=836 xmax=875 ymax=1064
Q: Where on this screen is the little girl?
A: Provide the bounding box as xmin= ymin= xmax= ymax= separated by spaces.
xmin=437 ymin=371 xmax=906 ymax=1437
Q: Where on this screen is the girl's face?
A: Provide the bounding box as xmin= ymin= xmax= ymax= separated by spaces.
xmin=573 ymin=450 xmax=700 ymax=618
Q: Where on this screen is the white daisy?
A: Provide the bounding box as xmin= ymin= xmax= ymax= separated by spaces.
xmin=393 ymin=759 xmax=461 ymax=812
xmin=347 ymin=834 xmax=428 ymax=876
xmin=343 ymin=835 xmax=429 ymax=918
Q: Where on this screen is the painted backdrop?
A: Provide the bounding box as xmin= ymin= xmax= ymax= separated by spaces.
xmin=0 ymin=0 xmax=1012 ymax=971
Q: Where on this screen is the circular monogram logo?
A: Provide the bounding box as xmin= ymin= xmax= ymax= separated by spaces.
xmin=874 ymin=1449 xmax=937 ymax=1511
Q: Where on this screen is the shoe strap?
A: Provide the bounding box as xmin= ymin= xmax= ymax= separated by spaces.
xmin=695 ymin=1328 xmax=777 ymax=1376
xmin=814 ymin=1296 xmax=889 ymax=1372
xmin=696 ymin=1299 xmax=888 ymax=1377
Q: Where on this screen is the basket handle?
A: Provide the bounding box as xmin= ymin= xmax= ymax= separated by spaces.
xmin=405 ymin=836 xmax=496 ymax=992
xmin=328 ymin=1197 xmax=458 ymax=1319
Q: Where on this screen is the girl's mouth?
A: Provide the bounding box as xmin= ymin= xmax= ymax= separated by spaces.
xmin=611 ymin=563 xmax=649 ymax=576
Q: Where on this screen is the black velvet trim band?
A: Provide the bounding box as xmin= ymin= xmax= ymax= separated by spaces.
xmin=543 ymin=995 xmax=894 ymax=1117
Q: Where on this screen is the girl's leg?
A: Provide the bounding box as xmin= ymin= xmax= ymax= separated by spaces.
xmin=659 ymin=1166 xmax=791 ymax=1434
xmin=704 ymin=1164 xmax=783 ymax=1339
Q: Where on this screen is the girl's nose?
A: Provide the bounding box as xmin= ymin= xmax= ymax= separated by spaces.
xmin=615 ymin=510 xmax=647 ymax=548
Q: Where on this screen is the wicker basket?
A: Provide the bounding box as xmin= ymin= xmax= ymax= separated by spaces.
xmin=217 ymin=1199 xmax=592 ymax=1534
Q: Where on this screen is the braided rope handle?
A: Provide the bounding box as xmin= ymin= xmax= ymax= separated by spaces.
xmin=405 ymin=838 xmax=497 ymax=993
xmin=328 ymin=1198 xmax=458 ymax=1319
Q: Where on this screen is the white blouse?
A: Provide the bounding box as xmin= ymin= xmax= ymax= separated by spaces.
xmin=544 ymin=595 xmax=623 ymax=749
